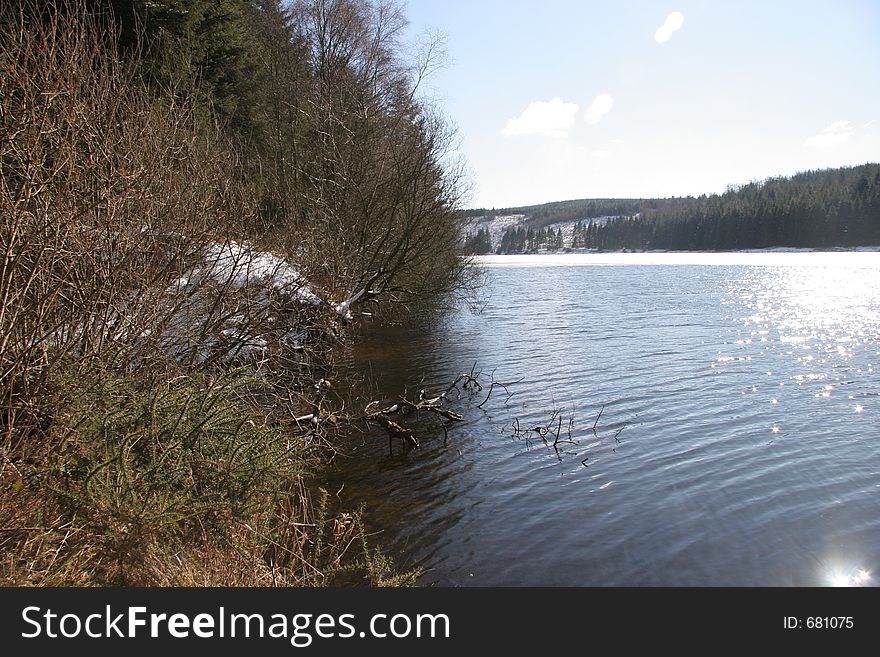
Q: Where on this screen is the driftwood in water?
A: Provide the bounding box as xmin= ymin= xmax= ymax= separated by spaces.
xmin=363 ymin=362 xmax=518 ymax=455
xmin=364 ymin=393 xmax=464 ymax=455
xmin=366 ymin=413 xmax=419 ymax=453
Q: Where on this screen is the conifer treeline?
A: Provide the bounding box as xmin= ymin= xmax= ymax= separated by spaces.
xmin=594 ymin=164 xmax=880 ymax=250
xmin=469 ymin=164 xmax=880 ymax=252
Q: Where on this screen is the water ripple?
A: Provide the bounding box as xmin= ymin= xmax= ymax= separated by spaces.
xmin=333 ymin=253 xmax=880 ymax=585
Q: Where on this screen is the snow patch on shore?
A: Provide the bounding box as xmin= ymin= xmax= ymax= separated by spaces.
xmin=159 ymin=240 xmax=353 ymax=363
xmin=170 ymin=240 xmax=321 ymax=305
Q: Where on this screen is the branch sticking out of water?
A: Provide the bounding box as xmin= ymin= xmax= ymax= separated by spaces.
xmin=592 ymin=404 xmax=605 ymax=430
xmin=511 ymin=407 xmax=574 ymax=447
xmin=363 ymin=362 xmax=513 ymax=455
xmin=510 ymin=404 xmax=624 ymax=466
xmin=478 ymin=377 xmax=520 ymax=409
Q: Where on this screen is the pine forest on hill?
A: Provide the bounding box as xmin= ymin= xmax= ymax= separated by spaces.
xmin=464 ymin=164 xmax=880 ymax=253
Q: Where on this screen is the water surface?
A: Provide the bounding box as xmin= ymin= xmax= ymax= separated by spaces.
xmin=334 ymin=252 xmax=880 ymax=586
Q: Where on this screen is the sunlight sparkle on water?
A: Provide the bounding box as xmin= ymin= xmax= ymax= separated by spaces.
xmin=855 ymin=404 xmax=864 ymax=413
xmin=828 ymin=568 xmax=872 ymax=587
xmin=830 ymin=573 xmax=852 ymax=587
xmin=746 ymin=264 xmax=880 ymax=380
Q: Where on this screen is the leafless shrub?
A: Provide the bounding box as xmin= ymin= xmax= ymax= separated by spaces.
xmin=0 ymin=2 xmax=335 ymax=456
xmin=0 ymin=1 xmax=366 ymax=585
xmin=0 ymin=0 xmax=470 ymax=587
xmin=251 ymin=0 xmax=476 ymax=317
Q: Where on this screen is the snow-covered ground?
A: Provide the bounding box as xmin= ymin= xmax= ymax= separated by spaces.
xmin=465 ymin=214 xmax=627 ymax=249
xmin=738 ymin=246 xmax=880 ymax=253
xmin=463 ymin=214 xmax=525 ymax=247
xmin=475 ymin=247 xmax=880 ymax=267
xmin=170 ymin=240 xmax=321 ymax=305
xmin=542 ymin=215 xmax=622 ymax=247
xmin=159 ymin=240 xmax=354 ymax=363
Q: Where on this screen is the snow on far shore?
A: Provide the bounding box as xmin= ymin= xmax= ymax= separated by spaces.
xmin=463 ymin=214 xmax=525 ymax=247
xmin=473 ymin=247 xmax=880 ymax=269
xmin=465 ymin=214 xmax=628 ymax=250
xmin=479 ymin=245 xmax=880 ymax=256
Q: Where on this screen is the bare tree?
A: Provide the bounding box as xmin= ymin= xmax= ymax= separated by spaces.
xmin=258 ymin=0 xmax=474 ymax=315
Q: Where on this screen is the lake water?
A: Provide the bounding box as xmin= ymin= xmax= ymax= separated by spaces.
xmin=334 ymin=252 xmax=880 ymax=586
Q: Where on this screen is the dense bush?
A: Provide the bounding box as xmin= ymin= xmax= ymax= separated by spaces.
xmin=0 ymin=0 xmax=456 ymax=585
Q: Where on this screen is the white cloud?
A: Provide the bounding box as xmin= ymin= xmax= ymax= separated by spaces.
xmin=864 ymin=119 xmax=876 ymax=129
xmin=610 ymin=138 xmax=624 ymax=145
xmin=591 ymin=150 xmax=612 ymax=159
xmin=804 ymin=120 xmax=855 ymax=149
xmin=655 ymin=11 xmax=685 ymax=44
xmin=584 ymin=93 xmax=614 ymax=125
xmin=503 ymin=97 xmax=579 ymax=138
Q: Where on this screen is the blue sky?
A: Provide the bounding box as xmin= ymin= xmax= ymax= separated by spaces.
xmin=403 ymin=0 xmax=880 ymax=208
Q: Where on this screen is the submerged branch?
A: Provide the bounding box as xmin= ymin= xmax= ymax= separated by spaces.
xmin=509 ymin=404 xmax=625 ymax=467
xmin=361 ymin=361 xmax=517 ymax=455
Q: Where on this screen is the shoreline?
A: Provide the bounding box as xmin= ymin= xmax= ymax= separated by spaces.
xmin=474 ymin=245 xmax=880 ymax=256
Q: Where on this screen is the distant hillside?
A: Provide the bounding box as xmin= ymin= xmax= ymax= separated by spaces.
xmin=464 ymin=198 xmax=648 ymax=229
xmin=462 ymin=164 xmax=880 ymax=253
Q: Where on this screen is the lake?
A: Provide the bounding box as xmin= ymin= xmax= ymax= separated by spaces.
xmin=333 ymin=252 xmax=880 ymax=586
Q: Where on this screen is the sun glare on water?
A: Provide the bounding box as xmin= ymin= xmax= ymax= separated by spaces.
xmin=828 ymin=568 xmax=872 ymax=587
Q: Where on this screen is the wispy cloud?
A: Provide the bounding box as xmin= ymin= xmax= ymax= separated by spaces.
xmin=864 ymin=119 xmax=876 ymax=129
xmin=804 ymin=120 xmax=855 ymax=149
xmin=503 ymin=97 xmax=579 ymax=138
xmin=591 ymin=149 xmax=612 ymax=159
xmin=655 ymin=11 xmax=684 ymax=44
xmin=584 ymin=93 xmax=614 ymax=125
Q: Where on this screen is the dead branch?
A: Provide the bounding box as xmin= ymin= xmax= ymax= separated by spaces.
xmin=508 ymin=403 xmax=621 ymax=467
xmin=365 ymin=413 xmax=418 ymax=455
xmin=362 ymin=390 xmax=463 ymax=455
xmin=361 ymin=361 xmax=522 ymax=455
xmin=592 ymin=404 xmax=605 ymax=430
xmin=477 ymin=377 xmax=519 ymax=409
